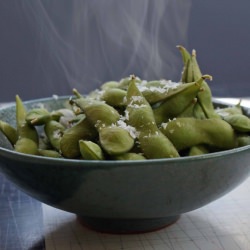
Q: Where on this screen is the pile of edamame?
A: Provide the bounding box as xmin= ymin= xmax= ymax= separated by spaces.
xmin=1 ymin=46 xmax=250 ymax=160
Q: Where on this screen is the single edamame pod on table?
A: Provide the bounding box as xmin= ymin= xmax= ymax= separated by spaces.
xmin=126 ymin=77 xmax=179 ymax=159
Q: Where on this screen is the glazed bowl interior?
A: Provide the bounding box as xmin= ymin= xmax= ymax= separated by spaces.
xmin=0 ymin=96 xmax=250 ymax=233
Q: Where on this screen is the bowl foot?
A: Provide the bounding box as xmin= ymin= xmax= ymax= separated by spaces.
xmin=77 ymin=215 xmax=180 ymax=234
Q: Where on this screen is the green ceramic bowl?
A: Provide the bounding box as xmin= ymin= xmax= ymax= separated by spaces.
xmin=0 ymin=96 xmax=250 ymax=233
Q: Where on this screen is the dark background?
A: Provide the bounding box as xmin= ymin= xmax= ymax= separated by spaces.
xmin=0 ymin=1 xmax=250 ymax=102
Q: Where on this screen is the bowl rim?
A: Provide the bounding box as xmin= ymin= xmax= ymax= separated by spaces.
xmin=0 ymin=95 xmax=250 ymax=167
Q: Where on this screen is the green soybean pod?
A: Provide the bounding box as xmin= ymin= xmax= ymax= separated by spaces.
xmin=26 ymin=108 xmax=52 ymax=126
xmin=14 ymin=137 xmax=38 ymax=155
xmin=113 ymin=152 xmax=146 ymax=160
xmin=160 ymin=117 xmax=237 ymax=151
xmin=178 ymin=47 xmax=219 ymax=119
xmin=215 ymin=102 xmax=243 ymax=117
xmin=15 ymin=95 xmax=39 ymax=143
xmin=99 ymin=126 xmax=134 ymax=155
xmin=44 ymin=120 xmax=65 ymax=151
xmin=100 ymin=88 xmax=127 ymax=107
xmin=60 ymin=116 xmax=97 ymax=158
xmin=153 ymin=76 xmax=209 ymax=124
xmin=237 ymin=135 xmax=250 ymax=147
xmin=188 ymin=145 xmax=210 ymax=156
xmin=223 ymin=114 xmax=250 ymax=132
xmin=126 ymin=77 xmax=179 ymax=159
xmin=72 ymin=89 xmax=134 ymax=155
xmin=38 ymin=149 xmax=62 ymax=158
xmin=72 ymin=89 xmax=120 ymax=129
xmin=79 ymin=140 xmax=104 ymax=160
xmin=0 ymin=120 xmax=18 ymax=146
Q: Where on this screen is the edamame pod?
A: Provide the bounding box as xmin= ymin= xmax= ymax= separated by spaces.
xmin=100 ymin=88 xmax=127 ymax=107
xmin=60 ymin=116 xmax=97 ymax=158
xmin=237 ymin=135 xmax=250 ymax=147
xmin=188 ymin=145 xmax=210 ymax=156
xmin=0 ymin=120 xmax=18 ymax=146
xmin=153 ymin=76 xmax=210 ymax=124
xmin=160 ymin=117 xmax=237 ymax=151
xmin=79 ymin=140 xmax=104 ymax=160
xmin=216 ymin=102 xmax=243 ymax=117
xmin=14 ymin=138 xmax=38 ymax=155
xmin=72 ymin=89 xmax=134 ymax=155
xmin=126 ymin=77 xmax=179 ymax=158
xmin=44 ymin=120 xmax=65 ymax=151
xmin=223 ymin=114 xmax=250 ymax=132
xmin=15 ymin=95 xmax=39 ymax=143
xmin=99 ymin=126 xmax=134 ymax=155
xmin=113 ymin=152 xmax=146 ymax=160
xmin=38 ymin=149 xmax=62 ymax=158
xmin=26 ymin=108 xmax=52 ymax=125
xmin=178 ymin=47 xmax=219 ymax=119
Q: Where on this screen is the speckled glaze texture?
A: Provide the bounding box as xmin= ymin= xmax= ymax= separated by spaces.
xmin=0 ymin=97 xmax=250 ymax=233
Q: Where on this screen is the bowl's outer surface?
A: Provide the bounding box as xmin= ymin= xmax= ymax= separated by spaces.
xmin=0 ymin=97 xmax=250 ymax=221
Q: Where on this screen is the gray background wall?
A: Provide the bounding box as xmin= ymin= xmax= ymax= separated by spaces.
xmin=0 ymin=1 xmax=250 ymax=102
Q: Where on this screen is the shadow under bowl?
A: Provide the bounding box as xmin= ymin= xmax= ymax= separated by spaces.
xmin=0 ymin=96 xmax=250 ymax=233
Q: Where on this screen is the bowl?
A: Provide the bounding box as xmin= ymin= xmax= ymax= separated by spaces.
xmin=0 ymin=96 xmax=250 ymax=234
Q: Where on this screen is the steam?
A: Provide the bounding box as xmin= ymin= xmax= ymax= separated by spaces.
xmin=21 ymin=0 xmax=192 ymax=94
